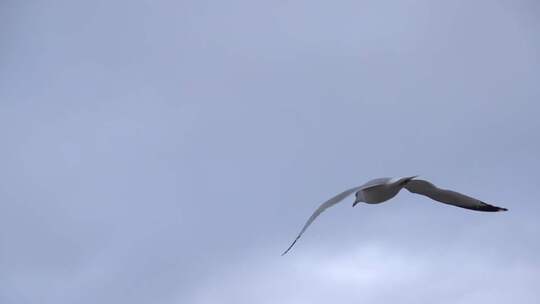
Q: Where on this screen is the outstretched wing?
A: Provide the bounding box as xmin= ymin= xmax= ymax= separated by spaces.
xmin=282 ymin=185 xmax=363 ymax=255
xmin=404 ymin=179 xmax=508 ymax=212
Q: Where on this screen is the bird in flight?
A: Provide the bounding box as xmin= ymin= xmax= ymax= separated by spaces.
xmin=282 ymin=176 xmax=507 ymax=255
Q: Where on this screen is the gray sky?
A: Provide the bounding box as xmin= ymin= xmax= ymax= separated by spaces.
xmin=1 ymin=0 xmax=539 ymax=303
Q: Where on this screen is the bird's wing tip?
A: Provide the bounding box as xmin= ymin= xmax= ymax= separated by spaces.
xmin=281 ymin=239 xmax=298 ymax=256
xmin=479 ymin=201 xmax=508 ymax=212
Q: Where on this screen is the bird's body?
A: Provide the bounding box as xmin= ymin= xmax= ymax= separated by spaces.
xmin=282 ymin=176 xmax=507 ymax=255
xmin=357 ymin=177 xmax=404 ymax=204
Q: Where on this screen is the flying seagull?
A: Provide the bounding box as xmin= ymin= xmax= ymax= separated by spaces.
xmin=282 ymin=176 xmax=507 ymax=255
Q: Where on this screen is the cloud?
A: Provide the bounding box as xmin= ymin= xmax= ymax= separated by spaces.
xmin=1 ymin=0 xmax=539 ymax=303
xmin=183 ymin=242 xmax=540 ymax=304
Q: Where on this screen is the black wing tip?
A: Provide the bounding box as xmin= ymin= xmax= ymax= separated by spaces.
xmin=479 ymin=202 xmax=508 ymax=212
xmin=281 ymin=239 xmax=298 ymax=256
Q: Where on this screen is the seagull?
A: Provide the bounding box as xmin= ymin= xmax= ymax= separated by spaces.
xmin=282 ymin=176 xmax=507 ymax=255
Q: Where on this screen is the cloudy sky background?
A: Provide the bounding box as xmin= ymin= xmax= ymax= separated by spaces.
xmin=1 ymin=0 xmax=540 ymax=303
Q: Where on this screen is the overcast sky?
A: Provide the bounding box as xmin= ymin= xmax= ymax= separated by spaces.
xmin=1 ymin=0 xmax=540 ymax=303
